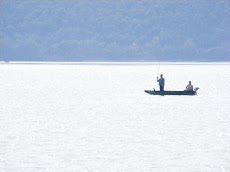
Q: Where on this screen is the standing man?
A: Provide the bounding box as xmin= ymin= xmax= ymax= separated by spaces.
xmin=157 ymin=74 xmax=165 ymax=91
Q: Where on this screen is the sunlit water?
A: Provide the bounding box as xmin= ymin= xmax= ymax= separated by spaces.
xmin=0 ymin=62 xmax=230 ymax=172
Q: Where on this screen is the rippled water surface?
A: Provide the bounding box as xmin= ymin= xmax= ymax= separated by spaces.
xmin=0 ymin=62 xmax=230 ymax=171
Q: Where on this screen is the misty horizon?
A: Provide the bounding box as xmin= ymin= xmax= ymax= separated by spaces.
xmin=1 ymin=1 xmax=229 ymax=62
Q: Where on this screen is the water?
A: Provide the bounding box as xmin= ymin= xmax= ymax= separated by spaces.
xmin=0 ymin=62 xmax=230 ymax=171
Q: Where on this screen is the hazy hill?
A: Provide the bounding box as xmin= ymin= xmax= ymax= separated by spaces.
xmin=1 ymin=1 xmax=229 ymax=61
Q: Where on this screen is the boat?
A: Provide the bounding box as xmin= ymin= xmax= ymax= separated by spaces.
xmin=145 ymin=88 xmax=199 ymax=96
xmin=145 ymin=61 xmax=199 ymax=96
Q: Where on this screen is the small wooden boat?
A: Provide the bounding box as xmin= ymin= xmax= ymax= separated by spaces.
xmin=145 ymin=88 xmax=199 ymax=96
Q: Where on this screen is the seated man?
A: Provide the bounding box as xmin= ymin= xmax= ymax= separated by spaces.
xmin=186 ymin=81 xmax=193 ymax=91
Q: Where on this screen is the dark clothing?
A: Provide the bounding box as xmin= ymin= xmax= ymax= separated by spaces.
xmin=158 ymin=78 xmax=165 ymax=86
xmin=160 ymin=85 xmax=164 ymax=91
xmin=158 ymin=77 xmax=165 ymax=91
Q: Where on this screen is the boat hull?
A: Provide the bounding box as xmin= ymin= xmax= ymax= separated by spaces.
xmin=145 ymin=90 xmax=197 ymax=95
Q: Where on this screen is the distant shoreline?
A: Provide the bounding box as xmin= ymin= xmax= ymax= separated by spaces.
xmin=0 ymin=61 xmax=230 ymax=66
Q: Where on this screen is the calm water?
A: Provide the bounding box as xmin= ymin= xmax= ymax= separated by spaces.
xmin=0 ymin=62 xmax=230 ymax=171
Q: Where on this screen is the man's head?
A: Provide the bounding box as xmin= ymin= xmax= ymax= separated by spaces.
xmin=160 ymin=74 xmax=163 ymax=78
xmin=189 ymin=81 xmax=191 ymax=84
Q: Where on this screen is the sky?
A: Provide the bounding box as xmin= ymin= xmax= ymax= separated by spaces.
xmin=0 ymin=0 xmax=230 ymax=62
